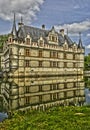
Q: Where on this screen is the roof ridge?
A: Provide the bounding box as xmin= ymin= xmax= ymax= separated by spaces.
xmin=24 ymin=25 xmax=49 ymax=32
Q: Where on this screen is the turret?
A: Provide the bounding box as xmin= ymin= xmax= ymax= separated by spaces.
xmin=11 ymin=13 xmax=17 ymax=39
xmin=78 ymin=32 xmax=83 ymax=48
xmin=18 ymin=16 xmax=24 ymax=29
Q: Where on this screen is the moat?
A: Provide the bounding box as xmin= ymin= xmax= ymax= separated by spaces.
xmin=1 ymin=75 xmax=90 ymax=122
xmin=0 ymin=75 xmax=87 ymax=111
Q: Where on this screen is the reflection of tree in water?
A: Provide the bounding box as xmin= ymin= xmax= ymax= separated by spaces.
xmin=0 ymin=98 xmax=3 ymax=112
xmin=0 ymin=97 xmax=7 ymax=112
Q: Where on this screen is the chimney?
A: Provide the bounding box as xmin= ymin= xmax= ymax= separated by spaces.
xmin=42 ymin=24 xmax=45 ymax=30
xmin=60 ymin=29 xmax=64 ymax=37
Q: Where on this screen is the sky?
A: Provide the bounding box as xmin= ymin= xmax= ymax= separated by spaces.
xmin=0 ymin=0 xmax=90 ymax=54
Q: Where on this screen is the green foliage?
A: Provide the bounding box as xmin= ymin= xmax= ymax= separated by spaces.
xmin=1 ymin=106 xmax=90 ymax=130
xmin=84 ymin=55 xmax=90 ymax=70
xmin=84 ymin=77 xmax=90 ymax=88
xmin=0 ymin=35 xmax=8 ymax=49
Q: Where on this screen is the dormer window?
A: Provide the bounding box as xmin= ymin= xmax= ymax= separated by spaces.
xmin=25 ymin=34 xmax=31 ymax=45
xmin=73 ymin=43 xmax=77 ymax=51
xmin=48 ymin=26 xmax=58 ymax=44
xmin=38 ymin=36 xmax=44 ymax=46
xmin=52 ymin=36 xmax=54 ymax=42
xmin=64 ymin=44 xmax=68 ymax=50
xmin=49 ymin=36 xmax=52 ymax=41
xmin=9 ymin=38 xmax=12 ymax=42
xmin=63 ymin=41 xmax=68 ymax=50
xmin=8 ymin=35 xmax=13 ymax=43
xmin=26 ymin=38 xmax=30 ymax=45
xmin=39 ymin=40 xmax=44 ymax=44
xmin=49 ymin=35 xmax=58 ymax=43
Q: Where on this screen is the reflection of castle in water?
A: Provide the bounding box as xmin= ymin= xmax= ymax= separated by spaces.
xmin=1 ymin=75 xmax=85 ymax=111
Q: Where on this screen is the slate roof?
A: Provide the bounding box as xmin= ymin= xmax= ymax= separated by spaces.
xmin=17 ymin=25 xmax=75 ymax=46
xmin=15 ymin=25 xmax=83 ymax=48
xmin=11 ymin=14 xmax=83 ymax=48
xmin=78 ymin=37 xmax=84 ymax=48
xmin=17 ymin=25 xmax=48 ymax=42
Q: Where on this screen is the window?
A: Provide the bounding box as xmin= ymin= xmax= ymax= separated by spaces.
xmin=64 ymin=45 xmax=67 ymax=50
xmin=25 ymin=49 xmax=30 ymax=56
xmin=53 ymin=84 xmax=56 ymax=90
xmin=39 ymin=95 xmax=42 ymax=102
xmin=38 ymin=36 xmax=44 ymax=45
xmin=64 ymin=53 xmax=67 ymax=59
xmin=53 ymin=61 xmax=57 ymax=67
xmin=50 ymin=51 xmax=58 ymax=58
xmin=64 ymin=92 xmax=67 ymax=98
xmin=26 ymin=38 xmax=30 ymax=45
xmin=53 ymin=93 xmax=57 ymax=100
xmin=73 ymin=54 xmax=75 ymax=60
xmin=49 ymin=35 xmax=58 ymax=42
xmin=53 ymin=52 xmax=56 ymax=58
xmin=56 ymin=37 xmax=57 ymax=42
xmin=25 ymin=60 xmax=29 ymax=67
xmin=39 ymin=50 xmax=43 ymax=57
xmin=50 ymin=84 xmax=58 ymax=90
xmin=39 ymin=85 xmax=42 ymax=91
xmin=26 ymin=97 xmax=30 ymax=104
xmin=73 ymin=63 xmax=76 ymax=68
xmin=50 ymin=93 xmax=53 ymax=100
xmin=39 ymin=40 xmax=43 ymax=44
xmin=39 ymin=61 xmax=42 ymax=67
xmin=73 ymin=82 xmax=76 ymax=87
xmin=50 ymin=61 xmax=57 ymax=67
xmin=9 ymin=38 xmax=12 ymax=42
xmin=64 ymin=62 xmax=67 ymax=68
xmin=49 ymin=36 xmax=51 ymax=41
xmin=50 ymin=84 xmax=53 ymax=90
xmin=64 ymin=83 xmax=67 ymax=89
xmin=26 ymin=86 xmax=29 ymax=93
xmin=52 ymin=36 xmax=55 ymax=42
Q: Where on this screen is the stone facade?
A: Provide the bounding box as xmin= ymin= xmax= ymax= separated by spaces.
xmin=1 ymin=15 xmax=85 ymax=111
xmin=2 ymin=17 xmax=84 ymax=77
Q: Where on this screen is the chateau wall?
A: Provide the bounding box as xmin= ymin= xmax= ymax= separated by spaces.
xmin=2 ymin=75 xmax=85 ymax=111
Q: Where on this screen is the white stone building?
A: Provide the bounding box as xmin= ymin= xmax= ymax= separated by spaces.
xmin=1 ymin=14 xmax=85 ymax=111
xmin=2 ymin=14 xmax=84 ymax=78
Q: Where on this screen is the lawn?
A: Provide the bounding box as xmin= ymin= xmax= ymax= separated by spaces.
xmin=0 ymin=106 xmax=90 ymax=130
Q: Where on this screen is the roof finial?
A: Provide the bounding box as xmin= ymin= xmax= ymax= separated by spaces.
xmin=21 ymin=16 xmax=23 ymax=23
xmin=18 ymin=15 xmax=24 ymax=28
xmin=67 ymin=28 xmax=68 ymax=36
xmin=78 ymin=32 xmax=83 ymax=48
xmin=79 ymin=32 xmax=81 ymax=39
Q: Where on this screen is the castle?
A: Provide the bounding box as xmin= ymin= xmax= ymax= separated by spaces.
xmin=1 ymin=14 xmax=85 ymax=111
xmin=1 ymin=14 xmax=84 ymax=77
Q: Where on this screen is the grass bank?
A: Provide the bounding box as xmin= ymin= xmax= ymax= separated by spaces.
xmin=0 ymin=106 xmax=90 ymax=130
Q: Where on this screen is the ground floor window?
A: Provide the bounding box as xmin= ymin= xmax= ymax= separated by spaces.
xmin=25 ymin=60 xmax=30 ymax=67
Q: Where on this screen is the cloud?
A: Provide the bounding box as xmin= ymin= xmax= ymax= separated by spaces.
xmin=74 ymin=5 xmax=80 ymax=9
xmin=87 ymin=34 xmax=90 ymax=37
xmin=86 ymin=44 xmax=90 ymax=49
xmin=55 ymin=20 xmax=90 ymax=35
xmin=0 ymin=0 xmax=44 ymax=24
